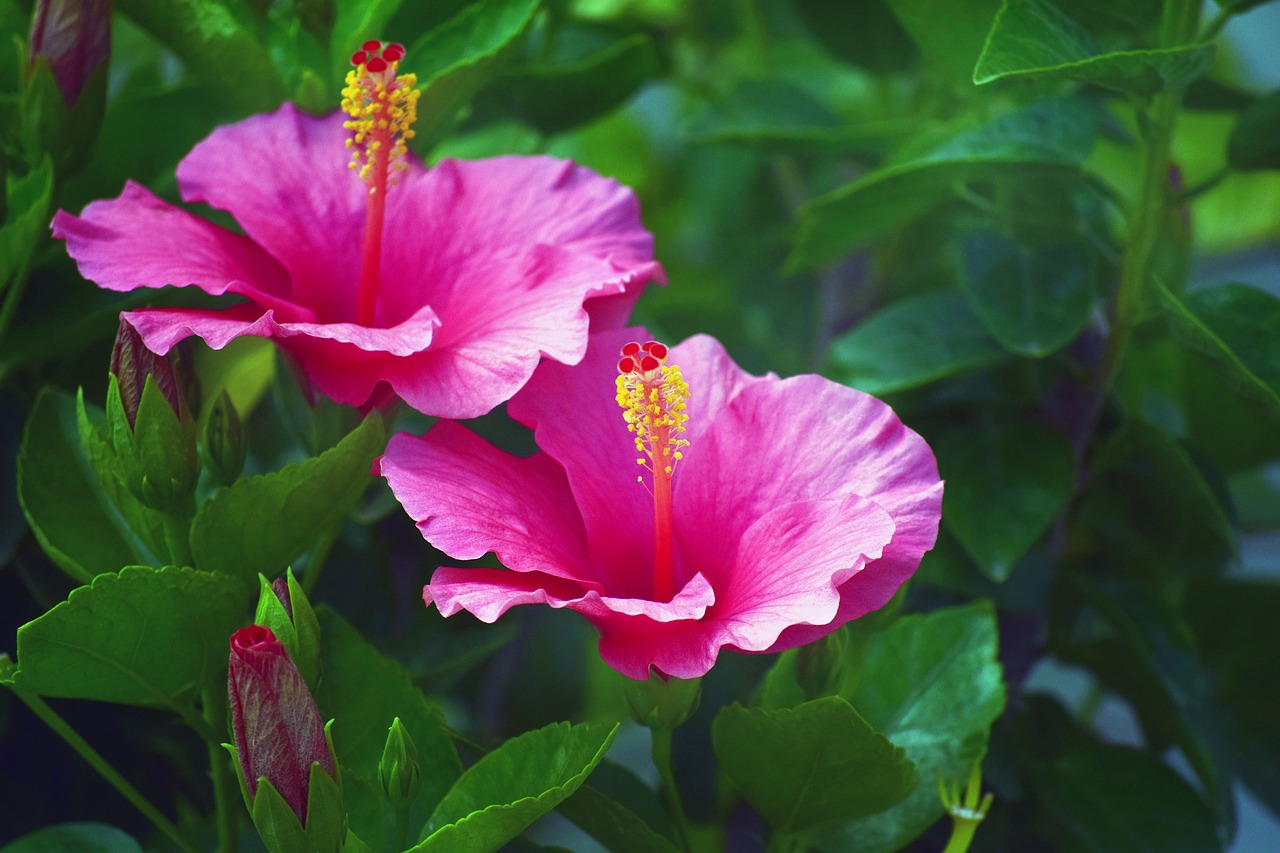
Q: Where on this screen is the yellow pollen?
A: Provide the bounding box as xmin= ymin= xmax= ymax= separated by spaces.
xmin=340 ymin=54 xmax=420 ymax=193
xmin=616 ymin=358 xmax=690 ymax=479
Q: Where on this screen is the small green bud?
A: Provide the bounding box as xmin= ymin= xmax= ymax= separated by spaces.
xmin=254 ymin=569 xmax=321 ymax=689
xmin=202 ymin=389 xmax=247 ymax=486
xmin=623 ymin=670 xmax=701 ymax=731
xmin=378 ymin=718 xmax=421 ymax=807
xmin=795 ymin=629 xmax=846 ymax=699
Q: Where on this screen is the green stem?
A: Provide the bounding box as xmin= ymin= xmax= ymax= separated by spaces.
xmin=204 ymin=686 xmax=239 ymax=853
xmin=391 ymin=802 xmax=411 ymax=853
xmin=1102 ymin=0 xmax=1200 ymax=385
xmin=161 ymin=502 xmax=195 ymax=568
xmin=942 ymin=819 xmax=981 ymax=853
xmin=0 ymin=262 xmax=33 ymax=347
xmin=651 ymin=727 xmax=693 ymax=852
xmin=6 ymin=685 xmax=201 ymax=853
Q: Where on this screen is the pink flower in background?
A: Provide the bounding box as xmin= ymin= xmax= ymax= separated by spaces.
xmin=52 ymin=99 xmax=662 ymax=417
xmin=379 ymin=329 xmax=943 ymax=680
xmin=227 ymin=625 xmax=333 ymax=823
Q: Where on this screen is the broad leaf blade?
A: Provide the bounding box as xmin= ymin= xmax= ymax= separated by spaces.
xmin=0 ymin=822 xmax=142 ymax=853
xmin=819 ymin=603 xmax=1005 ymax=853
xmin=824 ymin=290 xmax=1006 ymax=394
xmin=12 ymin=566 xmax=248 ymax=707
xmin=713 ymin=696 xmax=919 ymax=834
xmin=314 ymin=607 xmax=462 ymax=850
xmin=974 ymin=0 xmax=1214 ymax=94
xmin=935 ymin=416 xmax=1075 ymax=582
xmin=414 ymin=722 xmax=618 ymax=853
xmin=190 ymin=413 xmax=384 ymax=584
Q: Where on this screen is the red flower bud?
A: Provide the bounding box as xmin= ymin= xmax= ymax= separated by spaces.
xmin=227 ymin=625 xmax=334 ymax=823
xmin=110 ymin=319 xmax=189 ymax=429
xmin=27 ymin=0 xmax=110 ymax=105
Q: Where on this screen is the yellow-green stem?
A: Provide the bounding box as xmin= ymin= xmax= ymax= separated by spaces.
xmin=204 ymin=685 xmax=238 ymax=853
xmin=651 ymin=726 xmax=693 ymax=852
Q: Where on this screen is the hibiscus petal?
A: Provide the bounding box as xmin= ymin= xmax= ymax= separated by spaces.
xmin=176 ymin=104 xmax=368 ymax=323
xmin=674 ymin=373 xmax=942 ymax=647
xmin=51 ymin=181 xmax=297 ymax=315
xmin=380 ymin=421 xmax=593 ymax=584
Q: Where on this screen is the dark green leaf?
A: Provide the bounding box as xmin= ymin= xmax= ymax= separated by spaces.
xmin=936 ymin=416 xmax=1075 ymax=582
xmin=0 ymin=823 xmax=142 ymax=853
xmin=11 ymin=566 xmax=248 ymax=707
xmin=793 ymin=0 xmax=916 ymax=72
xmin=0 ymin=157 xmax=53 ymax=292
xmin=687 ymin=79 xmax=864 ymax=154
xmin=884 ymin=0 xmax=1002 ymax=81
xmin=974 ymin=0 xmax=1214 ymax=94
xmin=1161 ymin=282 xmax=1280 ymax=418
xmin=824 ymin=290 xmax=1007 ymax=394
xmin=790 ymin=97 xmax=1102 ymax=269
xmin=1037 ymin=737 xmax=1222 ymax=852
xmin=412 ymin=721 xmax=618 ymax=852
xmin=557 ymin=765 xmax=679 ymax=853
xmin=1228 ymin=89 xmax=1280 ymax=171
xmin=405 ymin=0 xmax=542 ymax=150
xmin=189 ymin=413 xmax=384 ymax=584
xmin=17 ymin=389 xmax=164 ymax=583
xmin=314 ymin=607 xmax=461 ymax=850
xmin=958 ymin=232 xmax=1096 ymax=357
xmin=113 ymin=0 xmax=287 ymax=112
xmin=714 ymin=697 xmax=919 ymax=834
xmin=332 ymin=0 xmax=407 ymax=72
xmin=496 ymin=32 xmax=663 ymax=135
xmin=1076 ymin=419 xmax=1236 ymax=580
xmin=818 ymin=603 xmax=1006 ymax=853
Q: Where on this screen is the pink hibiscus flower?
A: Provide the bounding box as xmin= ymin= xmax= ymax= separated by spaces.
xmin=379 ymin=328 xmax=943 ymax=679
xmin=51 ymin=44 xmax=662 ymax=417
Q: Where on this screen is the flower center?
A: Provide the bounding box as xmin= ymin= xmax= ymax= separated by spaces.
xmin=341 ymin=40 xmax=420 ymax=327
xmin=616 ymin=340 xmax=690 ymax=602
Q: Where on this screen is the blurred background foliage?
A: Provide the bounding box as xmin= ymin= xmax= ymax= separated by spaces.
xmin=2 ymin=0 xmax=1280 ymax=850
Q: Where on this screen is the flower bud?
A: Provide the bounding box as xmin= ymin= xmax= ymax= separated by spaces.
xmin=106 ymin=321 xmax=198 ymax=511
xmin=253 ymin=570 xmax=322 ymax=689
xmin=378 ymin=717 xmax=421 ymax=808
xmin=202 ymin=388 xmax=246 ymax=486
xmin=622 ymin=670 xmax=701 ymax=731
xmin=27 ymin=0 xmax=110 ymax=105
xmin=227 ymin=625 xmax=336 ymax=826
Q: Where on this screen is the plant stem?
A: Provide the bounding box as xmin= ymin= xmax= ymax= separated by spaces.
xmin=6 ymin=684 xmax=201 ymax=853
xmin=651 ymin=726 xmax=693 ymax=852
xmin=204 ymin=686 xmax=239 ymax=853
xmin=942 ymin=819 xmax=981 ymax=853
xmin=1101 ymin=0 xmax=1200 ymax=386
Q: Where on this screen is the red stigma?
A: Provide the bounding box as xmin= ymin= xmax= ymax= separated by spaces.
xmin=640 ymin=355 xmax=661 ymax=372
xmin=366 ymin=56 xmax=387 ymax=74
xmin=621 ymin=341 xmax=641 ymax=357
xmin=362 ymin=39 xmax=382 ymax=51
xmin=644 ymin=341 xmax=668 ymax=360
xmin=383 ymin=43 xmax=405 ymax=62
xmin=351 ymin=50 xmax=367 ymax=65
xmin=618 ymin=357 xmax=636 ymax=374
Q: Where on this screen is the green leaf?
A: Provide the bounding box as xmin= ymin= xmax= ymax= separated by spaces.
xmin=1033 ymin=716 xmax=1222 ymax=851
xmin=314 ymin=607 xmax=462 ymax=851
xmin=974 ymin=0 xmax=1214 ymax=94
xmin=794 ymin=0 xmax=916 ymax=72
xmin=1078 ymin=418 xmax=1236 ymax=579
xmin=405 ymin=0 xmax=542 ymax=150
xmin=686 ymin=79 xmax=860 ymax=154
xmin=413 ymin=722 xmax=618 ymax=852
xmin=1228 ymin=89 xmax=1280 ymax=171
xmin=884 ymin=0 xmax=1002 ymax=82
xmin=16 ymin=389 xmax=164 ymax=583
xmin=556 ymin=766 xmax=679 ymax=853
xmin=958 ymin=231 xmax=1096 ymax=357
xmin=818 ymin=602 xmax=1006 ymax=853
xmin=495 ymin=32 xmax=663 ymax=136
xmin=332 ymin=0 xmax=407 ymax=71
xmin=935 ymin=416 xmax=1075 ymax=582
xmin=1161 ymin=282 xmax=1280 ymax=417
xmin=189 ymin=413 xmax=385 ymax=584
xmin=0 ymin=157 xmax=53 ymax=293
xmin=0 ymin=823 xmax=142 ymax=853
xmin=11 ymin=566 xmax=249 ymax=707
xmin=790 ymin=97 xmax=1102 ymax=269
xmin=713 ymin=697 xmax=919 ymax=834
xmin=824 ymin=290 xmax=1007 ymax=394
xmin=113 ymin=0 xmax=287 ymax=113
